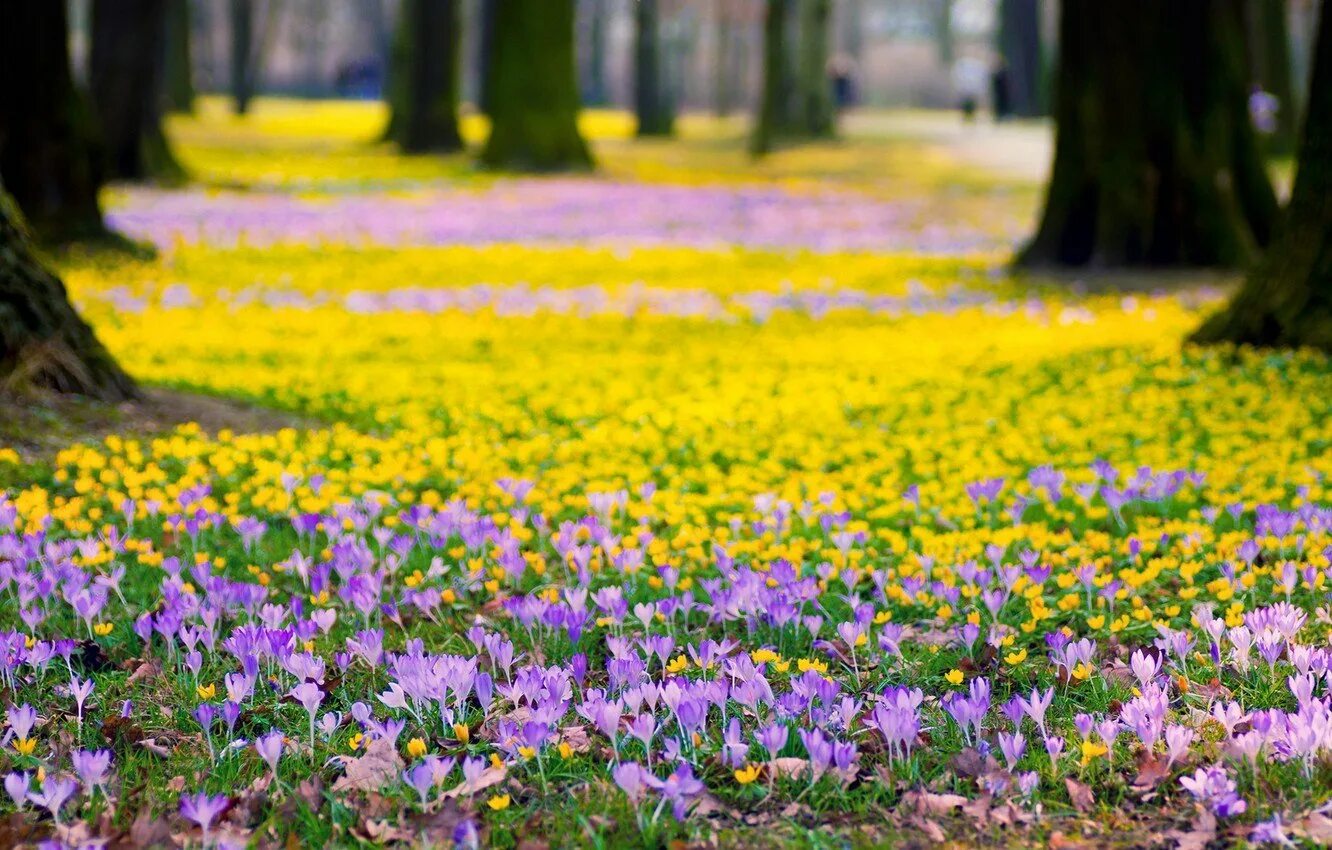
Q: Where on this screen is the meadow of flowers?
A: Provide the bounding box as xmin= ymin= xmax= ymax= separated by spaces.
xmin=3 ymin=102 xmax=1332 ymax=849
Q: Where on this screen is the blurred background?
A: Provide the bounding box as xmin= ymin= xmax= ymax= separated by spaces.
xmin=56 ymin=0 xmax=1322 ymax=134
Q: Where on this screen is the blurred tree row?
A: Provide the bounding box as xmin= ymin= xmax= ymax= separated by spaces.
xmin=2 ymin=0 xmax=1331 ymax=398
xmin=1 ymin=1 xmax=183 ymax=244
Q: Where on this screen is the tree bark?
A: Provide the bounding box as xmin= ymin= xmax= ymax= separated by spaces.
xmin=796 ymin=0 xmax=834 ymax=137
xmin=714 ymin=2 xmax=737 ymax=116
xmin=91 ymin=0 xmax=185 ymax=184
xmin=1246 ymin=0 xmax=1299 ymax=154
xmin=0 ymin=1 xmax=107 ymax=243
xmin=753 ymin=0 xmax=835 ymax=154
xmin=476 ymin=0 xmax=498 ymax=115
xmin=636 ymin=0 xmax=676 ymax=136
xmin=231 ymin=0 xmax=255 ymax=114
xmin=935 ymin=0 xmax=955 ymax=67
xmin=1017 ymin=0 xmax=1279 ymax=269
xmin=386 ymin=0 xmax=464 ymax=153
xmin=581 ymin=0 xmax=609 ymax=107
xmin=165 ymin=0 xmax=196 ymax=113
xmin=997 ymin=0 xmax=1045 ymax=118
xmin=0 ymin=191 xmax=136 ymax=400
xmin=480 ymin=0 xmax=591 ymax=170
xmin=752 ymin=0 xmax=790 ymax=155
xmin=1192 ymin=4 xmax=1332 ymax=350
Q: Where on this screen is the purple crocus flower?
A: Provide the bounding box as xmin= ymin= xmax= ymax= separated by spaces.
xmin=1180 ymin=764 xmax=1246 ymax=817
xmin=180 ymin=791 xmax=229 ymax=839
xmin=29 ymin=776 xmax=78 ymax=824
xmin=4 ymin=772 xmax=29 ymax=808
xmin=613 ymin=762 xmax=648 ymax=804
xmin=255 ymin=730 xmax=284 ymax=780
xmin=71 ymin=749 xmax=112 ymax=797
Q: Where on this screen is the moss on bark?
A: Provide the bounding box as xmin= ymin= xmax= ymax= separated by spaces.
xmin=479 ymin=0 xmax=591 ymax=171
xmin=997 ymin=0 xmax=1045 ymax=118
xmin=1018 ymin=0 xmax=1278 ymax=269
xmin=91 ymin=0 xmax=186 ymax=184
xmin=752 ymin=0 xmax=834 ymax=155
xmin=635 ymin=0 xmax=675 ymax=137
xmin=165 ymin=0 xmax=196 ymax=114
xmin=796 ymin=0 xmax=834 ymax=138
xmin=0 ymin=192 xmax=136 ymax=400
xmin=385 ymin=0 xmax=464 ymax=153
xmin=0 ymin=1 xmax=108 ymax=243
xmin=1192 ymin=5 xmax=1332 ymax=350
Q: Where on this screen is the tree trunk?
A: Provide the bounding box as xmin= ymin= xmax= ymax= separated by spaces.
xmin=935 ymin=0 xmax=955 ymax=67
xmin=91 ymin=0 xmax=185 ymax=184
xmin=1017 ymin=0 xmax=1278 ymax=269
xmin=714 ymin=2 xmax=736 ymax=116
xmin=581 ymin=0 xmax=609 ymax=107
xmin=752 ymin=0 xmax=788 ymax=155
xmin=997 ymin=0 xmax=1045 ymax=118
xmin=477 ymin=0 xmax=498 ymax=115
xmin=165 ymin=0 xmax=195 ymax=113
xmin=796 ymin=0 xmax=834 ymax=137
xmin=231 ymin=0 xmax=255 ymax=114
xmin=636 ymin=0 xmax=675 ymax=136
xmin=0 ymin=191 xmax=136 ymax=400
xmin=0 ymin=1 xmax=107 ymax=243
xmin=1246 ymin=0 xmax=1299 ymax=155
xmin=386 ymin=0 xmax=464 ymax=153
xmin=480 ymin=0 xmax=591 ymax=170
xmin=1192 ymin=4 xmax=1332 ymax=350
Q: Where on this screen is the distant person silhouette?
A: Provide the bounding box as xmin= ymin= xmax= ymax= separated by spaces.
xmin=952 ymin=57 xmax=988 ymax=123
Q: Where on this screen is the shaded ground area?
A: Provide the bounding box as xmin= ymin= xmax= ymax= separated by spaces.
xmin=0 ymin=386 xmax=313 ymax=463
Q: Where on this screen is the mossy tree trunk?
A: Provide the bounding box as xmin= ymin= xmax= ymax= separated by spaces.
xmin=0 ymin=191 xmax=136 ymax=400
xmin=91 ymin=0 xmax=185 ymax=184
xmin=935 ymin=0 xmax=954 ymax=67
xmin=753 ymin=0 xmax=833 ymax=154
xmin=751 ymin=0 xmax=790 ymax=155
xmin=581 ymin=0 xmax=609 ymax=107
xmin=714 ymin=2 xmax=737 ymax=116
xmin=1192 ymin=4 xmax=1332 ymax=350
xmin=476 ymin=0 xmax=498 ymax=115
xmin=165 ymin=0 xmax=196 ymax=114
xmin=231 ymin=0 xmax=255 ymax=114
xmin=636 ymin=0 xmax=675 ymax=137
xmin=1017 ymin=0 xmax=1278 ymax=268
xmin=385 ymin=0 xmax=464 ymax=153
xmin=0 ymin=1 xmax=107 ymax=243
xmin=997 ymin=0 xmax=1045 ymax=118
xmin=1245 ymin=0 xmax=1299 ymax=155
xmin=796 ymin=0 xmax=834 ymax=137
xmin=480 ymin=0 xmax=591 ymax=171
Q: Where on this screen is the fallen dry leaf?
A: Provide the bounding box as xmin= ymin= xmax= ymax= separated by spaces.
xmin=444 ymin=765 xmax=506 ymax=798
xmin=405 ymin=799 xmax=472 ymax=843
xmin=950 ymin=747 xmax=990 ymax=778
xmin=1165 ymin=810 xmax=1217 ymax=850
xmin=128 ymin=659 xmax=163 ymax=685
xmin=1131 ymin=753 xmax=1171 ymax=792
xmin=962 ymin=793 xmax=991 ymax=824
xmin=1065 ymin=778 xmax=1095 ymax=813
xmin=1292 ymin=811 xmax=1332 ymax=844
xmin=559 ymin=724 xmax=592 ymax=753
xmin=767 ymin=757 xmax=811 ymax=780
xmin=333 ymin=735 xmax=406 ymax=794
xmin=913 ymin=817 xmax=947 ymax=843
xmin=908 ymin=790 xmax=968 ymax=816
xmin=1048 ymin=831 xmax=1095 ymax=850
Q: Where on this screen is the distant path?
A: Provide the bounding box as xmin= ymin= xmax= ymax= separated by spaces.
xmin=843 ymin=110 xmax=1053 ymax=184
